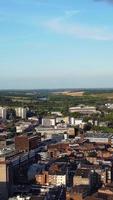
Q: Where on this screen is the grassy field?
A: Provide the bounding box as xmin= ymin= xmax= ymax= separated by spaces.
xmin=90 ymin=93 xmax=113 ymax=99
xmin=53 ymin=90 xmax=113 ymax=99
xmin=53 ymin=91 xmax=85 ymax=97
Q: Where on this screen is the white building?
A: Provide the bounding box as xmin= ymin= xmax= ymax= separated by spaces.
xmin=85 ymin=133 xmax=112 ymax=144
xmin=15 ymin=107 xmax=27 ymax=119
xmin=42 ymin=117 xmax=56 ymax=127
xmin=105 ymin=103 xmax=113 ymax=109
xmin=9 ymin=196 xmax=31 ymax=200
xmin=56 ymin=117 xmax=69 ymax=125
xmin=70 ymin=117 xmax=75 ymax=126
xmin=51 ymin=112 xmax=62 ymax=116
xmin=16 ymin=122 xmax=31 ymax=133
xmin=0 ymin=107 xmax=7 ymax=120
xmin=75 ymin=118 xmax=83 ymax=125
xmin=49 ymin=174 xmax=66 ymax=186
xmin=69 ymin=105 xmax=98 ymax=114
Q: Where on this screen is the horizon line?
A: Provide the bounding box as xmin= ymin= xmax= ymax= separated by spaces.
xmin=0 ymin=87 xmax=113 ymax=91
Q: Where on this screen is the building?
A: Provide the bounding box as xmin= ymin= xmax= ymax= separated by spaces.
xmin=35 ymin=171 xmax=49 ymax=185
xmin=49 ymin=173 xmax=66 ymax=186
xmin=15 ymin=135 xmax=41 ymax=152
xmin=42 ymin=117 xmax=56 ymax=127
xmin=35 ymin=127 xmax=68 ymax=141
xmin=73 ymin=168 xmax=100 ymax=191
xmin=67 ymin=128 xmax=75 ymax=138
xmin=48 ymin=142 xmax=69 ymax=158
xmin=66 ymin=186 xmax=90 ymax=200
xmin=85 ymin=132 xmax=112 ymax=144
xmin=51 ymin=111 xmax=62 ymax=116
xmin=0 ymin=135 xmax=6 ymax=149
xmin=0 ymin=107 xmax=7 ymax=120
xmin=105 ymin=103 xmax=113 ymax=109
xmin=69 ymin=105 xmax=98 ymax=115
xmin=56 ymin=116 xmax=69 ymax=125
xmin=70 ymin=118 xmax=83 ymax=126
xmin=36 ymin=171 xmax=66 ymax=186
xmin=16 ymin=122 xmax=32 ymax=133
xmin=0 ymin=149 xmax=37 ymax=200
xmin=15 ymin=107 xmax=27 ymax=119
xmin=98 ymin=184 xmax=113 ymax=199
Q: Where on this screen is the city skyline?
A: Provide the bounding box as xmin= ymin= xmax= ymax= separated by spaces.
xmin=0 ymin=0 xmax=113 ymax=89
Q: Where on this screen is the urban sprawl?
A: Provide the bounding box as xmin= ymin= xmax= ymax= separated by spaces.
xmin=1 ymin=92 xmax=113 ymax=200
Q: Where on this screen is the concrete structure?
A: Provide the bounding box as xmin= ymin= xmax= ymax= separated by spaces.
xmin=56 ymin=117 xmax=69 ymax=125
xmin=0 ymin=138 xmax=6 ymax=149
xmin=51 ymin=111 xmax=62 ymax=116
xmin=0 ymin=149 xmax=37 ymax=200
xmin=42 ymin=117 xmax=56 ymax=127
xmin=36 ymin=171 xmax=66 ymax=186
xmin=16 ymin=122 xmax=32 ymax=133
xmin=73 ymin=168 xmax=99 ymax=191
xmin=35 ymin=127 xmax=68 ymax=141
xmin=105 ymin=103 xmax=113 ymax=109
xmin=69 ymin=105 xmax=98 ymax=114
xmin=66 ymin=186 xmax=90 ymax=200
xmin=15 ymin=107 xmax=27 ymax=119
xmin=75 ymin=119 xmax=83 ymax=126
xmin=67 ymin=128 xmax=75 ymax=138
xmin=49 ymin=173 xmax=66 ymax=186
xmin=70 ymin=117 xmax=75 ymax=126
xmin=9 ymin=196 xmax=31 ymax=200
xmin=85 ymin=132 xmax=112 ymax=144
xmin=0 ymin=107 xmax=7 ymax=120
xmin=70 ymin=118 xmax=83 ymax=126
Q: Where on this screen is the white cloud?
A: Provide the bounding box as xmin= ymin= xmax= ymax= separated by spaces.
xmin=44 ymin=18 xmax=113 ymax=41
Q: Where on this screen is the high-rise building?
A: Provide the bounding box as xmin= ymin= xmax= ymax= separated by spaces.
xmin=15 ymin=107 xmax=27 ymax=119
xmin=0 ymin=107 xmax=7 ymax=120
xmin=0 ymin=149 xmax=37 ymax=200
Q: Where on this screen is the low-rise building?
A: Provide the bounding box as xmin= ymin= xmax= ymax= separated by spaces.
xmin=69 ymin=105 xmax=99 ymax=115
xmin=42 ymin=117 xmax=56 ymax=127
xmin=36 ymin=171 xmax=66 ymax=186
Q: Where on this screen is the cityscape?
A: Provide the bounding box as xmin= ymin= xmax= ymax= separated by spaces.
xmin=1 ymin=89 xmax=113 ymax=200
xmin=1 ymin=0 xmax=113 ymax=200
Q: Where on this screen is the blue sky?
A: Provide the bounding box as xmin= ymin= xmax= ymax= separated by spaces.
xmin=0 ymin=0 xmax=113 ymax=89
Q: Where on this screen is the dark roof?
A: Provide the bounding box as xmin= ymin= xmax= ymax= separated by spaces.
xmin=49 ymin=171 xmax=66 ymax=175
xmin=75 ymin=168 xmax=90 ymax=178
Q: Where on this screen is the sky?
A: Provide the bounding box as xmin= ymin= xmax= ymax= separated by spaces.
xmin=0 ymin=0 xmax=113 ymax=89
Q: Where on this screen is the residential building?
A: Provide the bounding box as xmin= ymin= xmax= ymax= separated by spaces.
xmin=70 ymin=118 xmax=83 ymax=126
xmin=15 ymin=135 xmax=41 ymax=152
xmin=36 ymin=171 xmax=66 ymax=186
xmin=15 ymin=121 xmax=34 ymax=133
xmin=73 ymin=168 xmax=100 ymax=191
xmin=0 ymin=107 xmax=7 ymax=120
xmin=49 ymin=173 xmax=66 ymax=186
xmin=15 ymin=107 xmax=27 ymax=119
xmin=0 ymin=149 xmax=37 ymax=200
xmin=67 ymin=127 xmax=75 ymax=138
